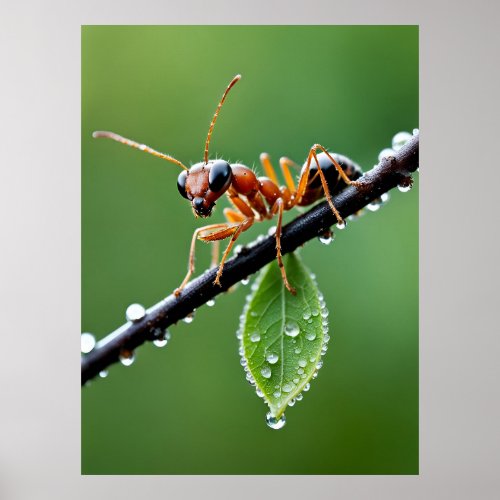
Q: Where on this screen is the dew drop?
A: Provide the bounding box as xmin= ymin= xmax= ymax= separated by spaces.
xmin=119 ymin=350 xmax=135 ymax=366
xmin=321 ymin=308 xmax=329 ymax=318
xmin=81 ymin=333 xmax=95 ymax=354
xmin=288 ymin=399 xmax=296 ymax=407
xmin=336 ymin=220 xmax=347 ymax=230
xmin=297 ymin=368 xmax=304 ymax=375
xmin=284 ymin=321 xmax=300 ymax=338
xmin=316 ymin=359 xmax=323 ymax=370
xmin=99 ymin=370 xmax=108 ymax=378
xmin=261 ymin=366 xmax=272 ymax=379
xmin=398 ymin=183 xmax=412 ymax=193
xmin=318 ymin=234 xmax=332 ymax=245
xmin=256 ymin=388 xmax=264 ymax=398
xmin=126 ymin=303 xmax=146 ymax=322
xmin=183 ymin=311 xmax=195 ymax=324
xmin=206 ymin=299 xmax=215 ymax=307
xmin=303 ymin=311 xmax=311 ymax=321
xmin=240 ymin=358 xmax=247 ymax=367
xmin=378 ymin=148 xmax=395 ymax=161
xmin=241 ymin=277 xmax=250 ymax=286
xmin=305 ymin=331 xmax=316 ymax=341
xmin=307 ymin=318 xmax=313 ymax=324
xmin=303 ymin=383 xmax=311 ymax=392
xmin=311 ymin=309 xmax=319 ymax=317
xmin=268 ymin=225 xmax=276 ymax=236
xmin=366 ymin=200 xmax=381 ymax=212
xmin=310 ymin=355 xmax=316 ymax=363
xmin=298 ymin=359 xmax=307 ymax=368
xmin=321 ymin=345 xmax=328 ymax=354
xmin=273 ymin=391 xmax=281 ymax=398
xmin=236 ymin=329 xmax=243 ymax=340
xmin=153 ymin=338 xmax=168 ymax=348
xmin=266 ymin=353 xmax=279 ymax=364
xmin=294 ymin=348 xmax=301 ymax=354
xmin=250 ymin=311 xmax=258 ymax=317
xmin=282 ymin=383 xmax=294 ymax=393
xmin=293 ymin=377 xmax=299 ymax=384
xmin=413 ymin=128 xmax=419 ymax=136
xmin=295 ymin=393 xmax=303 ymax=401
xmin=266 ymin=412 xmax=286 ymax=430
xmin=324 ymin=334 xmax=331 ymax=343
xmin=250 ymin=332 xmax=261 ymax=343
xmin=392 ymin=131 xmax=412 ymax=151
xmin=380 ymin=192 xmax=390 ymax=204
xmin=318 ymin=229 xmax=334 ymax=245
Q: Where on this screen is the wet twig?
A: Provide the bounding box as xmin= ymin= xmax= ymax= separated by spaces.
xmin=82 ymin=134 xmax=419 ymax=384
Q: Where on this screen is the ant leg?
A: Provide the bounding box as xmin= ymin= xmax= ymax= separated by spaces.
xmin=213 ymin=218 xmax=254 ymax=287
xmin=210 ymin=240 xmax=220 ymax=269
xmin=259 ymin=153 xmax=279 ymax=186
xmin=223 ymin=207 xmax=246 ymax=223
xmin=174 ymin=222 xmax=235 ymax=297
xmin=311 ymin=144 xmax=361 ymax=187
xmin=271 ymin=198 xmax=296 ymax=295
xmin=293 ymin=146 xmax=344 ymax=225
xmin=279 ymin=157 xmax=299 ymax=192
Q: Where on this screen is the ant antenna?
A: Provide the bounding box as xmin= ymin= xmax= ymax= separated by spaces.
xmin=204 ymin=74 xmax=241 ymax=164
xmin=93 ymin=131 xmax=188 ymax=171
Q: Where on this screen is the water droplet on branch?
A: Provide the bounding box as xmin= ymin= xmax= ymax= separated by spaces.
xmin=81 ymin=333 xmax=96 ymax=354
xmin=125 ymin=303 xmax=146 ymax=322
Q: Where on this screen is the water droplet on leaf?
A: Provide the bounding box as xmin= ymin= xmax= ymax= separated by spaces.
xmin=250 ymin=332 xmax=261 ymax=343
xmin=266 ymin=412 xmax=286 ymax=430
xmin=284 ymin=321 xmax=300 ymax=338
xmin=266 ymin=353 xmax=279 ymax=364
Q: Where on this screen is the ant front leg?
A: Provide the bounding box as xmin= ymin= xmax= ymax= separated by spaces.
xmin=211 ymin=216 xmax=254 ymax=287
xmin=174 ymin=222 xmax=237 ymax=297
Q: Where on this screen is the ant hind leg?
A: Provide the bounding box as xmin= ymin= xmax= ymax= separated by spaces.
xmin=271 ymin=198 xmax=296 ymax=295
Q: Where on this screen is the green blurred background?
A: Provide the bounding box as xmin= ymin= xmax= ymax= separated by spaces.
xmin=82 ymin=26 xmax=418 ymax=474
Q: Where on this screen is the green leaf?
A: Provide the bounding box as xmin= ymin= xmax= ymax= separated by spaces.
xmin=239 ymin=252 xmax=329 ymax=423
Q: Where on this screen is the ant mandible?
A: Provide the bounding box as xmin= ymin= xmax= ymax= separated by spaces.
xmin=93 ymin=74 xmax=363 ymax=296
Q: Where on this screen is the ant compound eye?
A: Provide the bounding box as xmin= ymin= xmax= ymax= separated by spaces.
xmin=208 ymin=160 xmax=232 ymax=193
xmin=177 ymin=170 xmax=189 ymax=199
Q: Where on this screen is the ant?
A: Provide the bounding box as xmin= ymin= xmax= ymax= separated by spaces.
xmin=93 ymin=75 xmax=363 ymax=296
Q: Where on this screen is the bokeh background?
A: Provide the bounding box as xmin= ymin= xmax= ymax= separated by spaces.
xmin=82 ymin=26 xmax=418 ymax=474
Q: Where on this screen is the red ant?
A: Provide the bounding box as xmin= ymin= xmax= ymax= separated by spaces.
xmin=93 ymin=75 xmax=363 ymax=296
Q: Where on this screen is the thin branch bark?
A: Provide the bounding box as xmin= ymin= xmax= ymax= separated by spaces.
xmin=82 ymin=134 xmax=419 ymax=384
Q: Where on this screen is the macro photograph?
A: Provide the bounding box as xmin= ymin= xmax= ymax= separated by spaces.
xmin=81 ymin=25 xmax=418 ymax=475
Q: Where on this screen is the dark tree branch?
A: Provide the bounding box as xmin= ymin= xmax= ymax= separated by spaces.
xmin=82 ymin=134 xmax=419 ymax=384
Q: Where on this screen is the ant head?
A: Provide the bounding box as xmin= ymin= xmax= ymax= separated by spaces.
xmin=177 ymin=160 xmax=233 ymax=217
